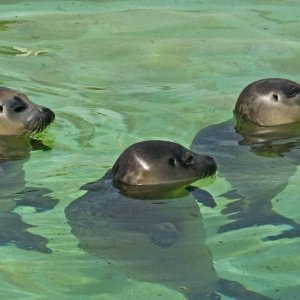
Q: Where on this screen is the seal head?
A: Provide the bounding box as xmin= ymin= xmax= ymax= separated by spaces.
xmin=112 ymin=140 xmax=217 ymax=190
xmin=235 ymin=78 xmax=300 ymax=126
xmin=0 ymin=87 xmax=55 ymax=136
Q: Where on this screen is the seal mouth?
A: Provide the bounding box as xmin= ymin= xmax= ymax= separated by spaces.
xmin=26 ymin=108 xmax=55 ymax=135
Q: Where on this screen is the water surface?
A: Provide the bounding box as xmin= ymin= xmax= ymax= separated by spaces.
xmin=0 ymin=0 xmax=300 ymax=299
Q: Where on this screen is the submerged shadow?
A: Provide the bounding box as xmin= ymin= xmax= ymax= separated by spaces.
xmin=191 ymin=118 xmax=300 ymax=240
xmin=65 ymin=172 xmax=270 ymax=300
xmin=0 ymin=136 xmax=58 ymax=253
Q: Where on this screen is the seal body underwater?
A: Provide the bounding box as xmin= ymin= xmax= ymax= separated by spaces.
xmin=65 ymin=140 xmax=270 ymax=300
xmin=191 ymin=78 xmax=300 ymax=240
xmin=0 ymin=87 xmax=57 ymax=253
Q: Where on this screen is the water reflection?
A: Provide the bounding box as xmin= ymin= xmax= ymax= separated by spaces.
xmin=0 ymin=136 xmax=57 ymax=253
xmin=65 ymin=171 xmax=270 ymax=299
xmin=191 ymin=118 xmax=300 ymax=240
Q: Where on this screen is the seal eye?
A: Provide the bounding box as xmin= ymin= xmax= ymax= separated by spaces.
xmin=168 ymin=158 xmax=177 ymax=167
xmin=0 ymin=105 xmax=2 ymax=112
xmin=272 ymin=94 xmax=278 ymax=102
xmin=13 ymin=105 xmax=26 ymax=113
xmin=286 ymin=90 xmax=298 ymax=97
xmin=13 ymin=96 xmax=27 ymax=113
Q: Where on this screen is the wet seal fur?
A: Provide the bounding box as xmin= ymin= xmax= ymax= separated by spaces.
xmin=0 ymin=87 xmax=56 ymax=253
xmin=111 ymin=140 xmax=217 ymax=199
xmin=65 ymin=140 xmax=270 ymax=300
xmin=192 ymin=78 xmax=300 ymax=240
xmin=0 ymin=87 xmax=55 ymax=136
xmin=235 ymin=78 xmax=300 ymax=126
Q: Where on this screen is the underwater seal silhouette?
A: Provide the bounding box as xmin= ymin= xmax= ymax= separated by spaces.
xmin=65 ymin=140 xmax=270 ymax=299
xmin=191 ymin=78 xmax=300 ymax=240
xmin=0 ymin=87 xmax=56 ymax=253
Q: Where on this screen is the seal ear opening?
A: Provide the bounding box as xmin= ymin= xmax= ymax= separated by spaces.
xmin=168 ymin=157 xmax=177 ymax=167
xmin=272 ymin=94 xmax=279 ymax=102
xmin=13 ymin=104 xmax=27 ymax=113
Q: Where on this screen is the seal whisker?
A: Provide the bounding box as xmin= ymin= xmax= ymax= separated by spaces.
xmin=28 ymin=119 xmax=41 ymax=137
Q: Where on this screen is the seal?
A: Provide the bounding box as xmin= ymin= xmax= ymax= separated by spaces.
xmin=111 ymin=140 xmax=217 ymax=198
xmin=0 ymin=87 xmax=55 ymax=136
xmin=235 ymin=78 xmax=300 ymax=126
xmin=65 ymin=140 xmax=270 ymax=299
xmin=0 ymin=87 xmax=57 ymax=253
xmin=191 ymin=78 xmax=300 ymax=241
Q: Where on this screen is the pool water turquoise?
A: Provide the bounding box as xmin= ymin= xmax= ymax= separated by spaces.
xmin=0 ymin=0 xmax=300 ymax=299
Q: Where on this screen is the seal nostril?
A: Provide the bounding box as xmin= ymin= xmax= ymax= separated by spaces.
xmin=185 ymin=155 xmax=194 ymax=164
xmin=40 ymin=107 xmax=55 ymax=122
xmin=205 ymin=156 xmax=215 ymax=163
xmin=183 ymin=155 xmax=194 ymax=167
xmin=40 ymin=107 xmax=50 ymax=113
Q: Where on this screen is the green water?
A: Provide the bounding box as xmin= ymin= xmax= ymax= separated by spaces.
xmin=0 ymin=0 xmax=299 ymax=299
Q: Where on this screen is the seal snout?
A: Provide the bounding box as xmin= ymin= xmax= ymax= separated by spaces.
xmin=39 ymin=107 xmax=55 ymax=125
xmin=205 ymin=155 xmax=217 ymax=176
xmin=195 ymin=154 xmax=217 ymax=178
xmin=25 ymin=106 xmax=55 ymax=134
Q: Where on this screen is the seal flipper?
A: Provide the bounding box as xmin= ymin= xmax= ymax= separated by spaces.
xmin=187 ymin=186 xmax=216 ymax=208
xmin=217 ymin=279 xmax=271 ymax=300
xmin=0 ymin=212 xmax=51 ymax=253
xmin=17 ymin=187 xmax=58 ymax=212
